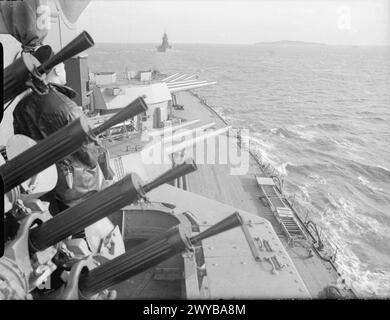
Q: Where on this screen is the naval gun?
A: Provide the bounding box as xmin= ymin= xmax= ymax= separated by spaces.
xmin=52 ymin=212 xmax=243 ymax=299
xmin=29 ymin=160 xmax=198 ymax=252
xmin=0 ymin=159 xmax=197 ymax=299
xmin=0 ymin=96 xmax=148 ymax=194
xmin=3 ymin=31 xmax=95 ymax=104
xmin=0 ymin=96 xmax=148 ymax=299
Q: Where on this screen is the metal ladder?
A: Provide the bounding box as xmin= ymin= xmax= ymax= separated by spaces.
xmin=275 ymin=207 xmax=307 ymax=243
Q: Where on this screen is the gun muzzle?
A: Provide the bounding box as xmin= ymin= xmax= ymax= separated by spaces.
xmin=142 ymin=159 xmax=198 ymax=193
xmin=29 ymin=160 xmax=198 ymax=252
xmin=0 ymin=118 xmax=90 ymax=194
xmin=3 ymin=46 xmax=53 ymax=104
xmin=78 ymin=212 xmax=242 ymax=298
xmin=38 ymin=31 xmax=94 ymax=74
xmin=92 ymin=97 xmax=148 ymax=136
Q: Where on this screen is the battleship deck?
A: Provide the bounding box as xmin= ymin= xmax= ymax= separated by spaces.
xmin=173 ymin=91 xmax=341 ymax=298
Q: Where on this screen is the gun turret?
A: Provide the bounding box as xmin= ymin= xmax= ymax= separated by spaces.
xmin=3 ymin=31 xmax=94 ymax=104
xmin=29 ymin=160 xmax=198 ymax=252
xmin=92 ymin=97 xmax=148 ymax=136
xmin=78 ymin=212 xmax=242 ymax=298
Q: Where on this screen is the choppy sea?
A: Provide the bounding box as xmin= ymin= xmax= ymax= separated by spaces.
xmin=87 ymin=43 xmax=390 ymax=297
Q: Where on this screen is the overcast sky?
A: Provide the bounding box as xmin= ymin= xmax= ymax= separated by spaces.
xmin=77 ymin=0 xmax=390 ymax=45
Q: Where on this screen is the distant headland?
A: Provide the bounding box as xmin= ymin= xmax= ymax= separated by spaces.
xmin=255 ymin=40 xmax=327 ymax=46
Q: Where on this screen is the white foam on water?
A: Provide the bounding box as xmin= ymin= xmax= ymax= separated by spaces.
xmin=316 ymin=195 xmax=390 ymax=296
xmin=274 ymin=162 xmax=293 ymax=176
xmin=292 ymin=188 xmax=390 ymax=297
xmin=376 ymin=164 xmax=390 ymax=173
xmin=297 ymin=182 xmax=315 ymax=203
xmin=358 ymin=176 xmax=384 ymax=193
xmin=329 ymin=232 xmax=390 ymax=297
xmin=287 ymin=124 xmax=317 ymax=141
xmin=331 ymin=238 xmax=390 ymax=297
xmin=308 ymin=173 xmax=328 ymax=185
xmin=329 ymin=137 xmax=357 ymax=150
xmin=247 ymin=135 xmax=281 ymax=169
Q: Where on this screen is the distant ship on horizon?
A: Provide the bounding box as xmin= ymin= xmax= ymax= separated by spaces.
xmin=156 ymin=32 xmax=172 ymax=52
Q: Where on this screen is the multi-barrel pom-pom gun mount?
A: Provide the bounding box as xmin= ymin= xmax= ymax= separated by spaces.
xmin=1 ymin=148 xmax=242 ymax=299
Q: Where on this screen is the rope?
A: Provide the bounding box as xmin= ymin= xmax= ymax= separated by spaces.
xmin=306 ymin=220 xmax=337 ymax=263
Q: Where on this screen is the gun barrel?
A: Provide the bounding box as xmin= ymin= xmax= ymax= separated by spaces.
xmin=78 ymin=227 xmax=190 ymax=297
xmin=78 ymin=213 xmax=242 ymax=298
xmin=38 ymin=31 xmax=94 ymax=74
xmin=143 ymin=160 xmax=198 ymax=193
xmin=190 ymin=212 xmax=242 ymax=244
xmin=29 ymin=159 xmax=198 ymax=251
xmin=29 ymin=174 xmax=144 ymax=252
xmin=92 ymin=97 xmax=148 ymax=136
xmin=0 ymin=118 xmax=90 ymax=193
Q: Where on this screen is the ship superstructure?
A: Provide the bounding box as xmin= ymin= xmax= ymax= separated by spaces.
xmin=156 ymin=33 xmax=172 ymax=52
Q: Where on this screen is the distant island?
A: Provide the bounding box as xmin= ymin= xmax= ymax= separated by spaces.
xmin=255 ymin=40 xmax=327 ymax=46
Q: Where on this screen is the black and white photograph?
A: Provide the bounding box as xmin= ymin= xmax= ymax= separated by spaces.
xmin=0 ymin=0 xmax=389 ymax=304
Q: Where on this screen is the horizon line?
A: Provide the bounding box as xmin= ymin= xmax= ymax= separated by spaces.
xmin=90 ymin=41 xmax=390 ymax=47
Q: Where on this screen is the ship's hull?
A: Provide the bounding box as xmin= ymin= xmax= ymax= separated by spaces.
xmin=156 ymin=44 xmax=172 ymax=52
